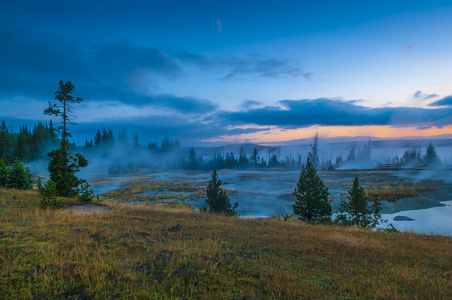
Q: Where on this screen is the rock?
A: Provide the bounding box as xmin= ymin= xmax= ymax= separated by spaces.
xmin=393 ymin=215 xmax=415 ymax=221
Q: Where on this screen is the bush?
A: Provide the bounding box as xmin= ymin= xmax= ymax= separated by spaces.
xmin=39 ymin=180 xmax=66 ymax=209
xmin=0 ymin=158 xmax=8 ymax=187
xmin=78 ymin=183 xmax=94 ymax=202
xmin=8 ymin=159 xmax=32 ymax=190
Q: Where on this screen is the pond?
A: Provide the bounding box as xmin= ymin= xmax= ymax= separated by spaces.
xmin=379 ymin=200 xmax=452 ymax=236
xmin=91 ymin=169 xmax=452 ymax=236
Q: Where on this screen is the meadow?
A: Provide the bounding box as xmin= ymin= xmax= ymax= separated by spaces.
xmin=1 ymin=187 xmax=451 ymax=299
xmin=96 ymin=169 xmax=450 ymax=217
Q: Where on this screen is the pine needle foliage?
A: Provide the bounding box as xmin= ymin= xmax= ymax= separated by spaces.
xmin=335 ymin=175 xmax=385 ymax=228
xmin=44 ymin=81 xmax=92 ymax=197
xmin=205 ymin=169 xmax=239 ymax=216
xmin=292 ymin=158 xmax=332 ymax=223
xmin=0 ymin=158 xmax=8 ymax=187
xmin=39 ymin=180 xmax=65 ymax=209
xmin=7 ymin=159 xmax=32 ymax=190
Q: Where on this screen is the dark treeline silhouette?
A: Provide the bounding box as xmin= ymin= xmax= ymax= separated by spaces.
xmin=2 ymin=120 xmax=446 ymax=173
xmin=0 ymin=120 xmax=59 ymax=164
xmin=381 ymin=142 xmax=441 ymax=168
xmin=182 ymin=146 xmax=306 ymax=170
xmin=85 ymin=128 xmax=180 ymax=154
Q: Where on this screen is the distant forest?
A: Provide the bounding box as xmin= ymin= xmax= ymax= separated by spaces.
xmin=0 ymin=120 xmax=59 ymax=163
xmin=0 ymin=120 xmax=443 ymax=174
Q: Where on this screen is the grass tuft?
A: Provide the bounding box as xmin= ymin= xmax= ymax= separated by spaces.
xmin=0 ymin=187 xmax=451 ymax=298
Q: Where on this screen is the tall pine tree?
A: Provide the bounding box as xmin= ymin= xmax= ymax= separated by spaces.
xmin=292 ymin=158 xmax=332 ymax=223
xmin=44 ymin=81 xmax=90 ymax=197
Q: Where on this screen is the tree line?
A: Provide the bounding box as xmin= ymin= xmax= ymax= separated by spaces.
xmin=0 ymin=120 xmax=59 ymax=163
xmin=85 ymin=128 xmax=181 ymax=154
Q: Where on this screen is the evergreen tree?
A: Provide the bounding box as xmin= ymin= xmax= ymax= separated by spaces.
xmin=361 ymin=138 xmax=371 ymax=161
xmin=0 ymin=121 xmax=10 ymax=161
xmin=94 ymin=129 xmax=102 ymax=146
xmin=335 ymin=175 xmax=384 ymax=228
xmin=292 ymin=158 xmax=332 ymax=223
xmin=106 ymin=129 xmax=115 ymax=146
xmin=268 ymin=154 xmax=279 ymax=168
xmin=205 ymin=169 xmax=239 ymax=216
xmin=251 ymin=147 xmax=258 ymax=166
xmin=425 ymin=142 xmax=440 ymax=166
xmin=347 ymin=145 xmax=356 ymax=161
xmin=44 ymin=81 xmax=91 ymax=197
xmin=148 ymin=141 xmax=158 ymax=153
xmin=132 ymin=134 xmax=140 ymax=149
xmin=309 ymin=132 xmax=320 ymax=167
xmin=7 ymin=159 xmax=32 ymax=190
xmin=188 ymin=148 xmax=198 ymax=170
xmin=47 ymin=149 xmax=87 ymax=196
xmin=0 ymin=158 xmax=8 ymax=187
xmin=14 ymin=130 xmax=29 ymax=161
xmin=117 ymin=128 xmax=128 ymax=145
xmin=48 ymin=120 xmax=57 ymax=140
xmin=78 ymin=183 xmax=94 ymax=202
xmin=39 ymin=180 xmax=66 ymax=209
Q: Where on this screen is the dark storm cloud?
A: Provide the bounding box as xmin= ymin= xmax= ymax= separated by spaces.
xmin=221 ymin=98 xmax=452 ymax=128
xmin=428 ymin=95 xmax=452 ymax=107
xmin=0 ymin=27 xmax=218 ymax=115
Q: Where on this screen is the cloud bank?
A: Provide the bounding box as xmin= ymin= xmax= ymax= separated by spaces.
xmin=221 ymin=98 xmax=452 ymax=129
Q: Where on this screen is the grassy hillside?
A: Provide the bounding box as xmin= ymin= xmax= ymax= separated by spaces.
xmin=0 ymin=188 xmax=451 ymax=299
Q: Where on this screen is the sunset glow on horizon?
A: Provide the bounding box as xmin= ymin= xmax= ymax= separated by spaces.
xmin=205 ymin=125 xmax=452 ymax=145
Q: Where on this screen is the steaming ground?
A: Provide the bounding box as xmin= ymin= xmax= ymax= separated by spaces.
xmin=90 ymin=169 xmax=452 ymax=217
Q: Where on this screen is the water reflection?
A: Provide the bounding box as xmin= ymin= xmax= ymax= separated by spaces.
xmin=379 ymin=201 xmax=452 ymax=236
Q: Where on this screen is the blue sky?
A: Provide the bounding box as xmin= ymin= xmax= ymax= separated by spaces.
xmin=1 ymin=0 xmax=452 ymax=145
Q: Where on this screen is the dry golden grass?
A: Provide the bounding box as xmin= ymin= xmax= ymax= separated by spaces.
xmin=103 ymin=180 xmax=206 ymax=203
xmin=1 ymin=187 xmax=451 ymax=299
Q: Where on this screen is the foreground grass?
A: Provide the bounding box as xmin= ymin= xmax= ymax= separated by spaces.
xmin=1 ymin=188 xmax=451 ymax=299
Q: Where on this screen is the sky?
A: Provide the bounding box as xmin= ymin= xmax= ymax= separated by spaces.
xmin=1 ymin=0 xmax=452 ymax=146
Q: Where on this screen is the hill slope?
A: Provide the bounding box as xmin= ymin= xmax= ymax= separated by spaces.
xmin=0 ymin=189 xmax=451 ymax=298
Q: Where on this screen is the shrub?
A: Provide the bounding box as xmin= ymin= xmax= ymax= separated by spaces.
xmin=78 ymin=183 xmax=94 ymax=202
xmin=8 ymin=159 xmax=32 ymax=190
xmin=39 ymin=180 xmax=66 ymax=209
xmin=0 ymin=158 xmax=8 ymax=187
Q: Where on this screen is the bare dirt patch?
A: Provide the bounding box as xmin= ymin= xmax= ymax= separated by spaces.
xmin=63 ymin=204 xmax=111 ymax=215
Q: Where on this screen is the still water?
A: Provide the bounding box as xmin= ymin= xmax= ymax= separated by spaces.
xmin=379 ymin=200 xmax=452 ymax=236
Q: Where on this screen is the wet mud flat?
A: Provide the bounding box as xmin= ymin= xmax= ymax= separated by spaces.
xmin=92 ymin=169 xmax=452 ymax=217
